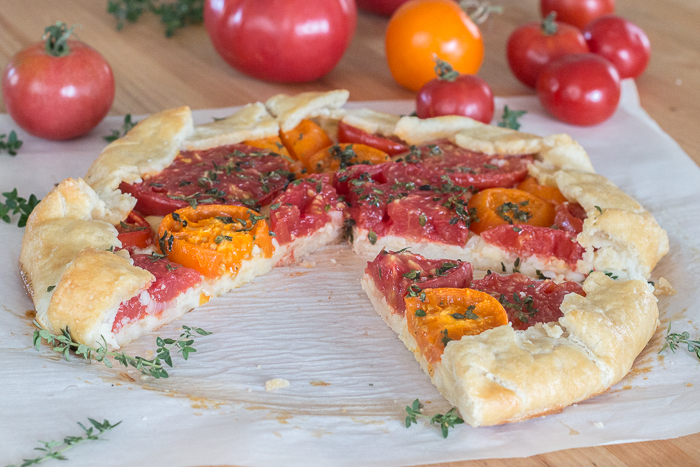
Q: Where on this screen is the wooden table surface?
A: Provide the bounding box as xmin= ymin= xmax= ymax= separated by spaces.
xmin=1 ymin=1 xmax=699 ymax=466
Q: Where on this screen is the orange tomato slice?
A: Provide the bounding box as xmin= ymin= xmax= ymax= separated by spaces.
xmin=158 ymin=205 xmax=273 ymax=279
xmin=243 ymin=136 xmax=292 ymax=159
xmin=406 ymin=288 xmax=508 ymax=364
xmin=306 ymin=143 xmax=391 ymax=173
xmin=516 ymin=177 xmax=568 ymax=205
xmin=467 ymin=188 xmax=556 ymax=235
xmin=279 ymin=119 xmax=333 ymax=164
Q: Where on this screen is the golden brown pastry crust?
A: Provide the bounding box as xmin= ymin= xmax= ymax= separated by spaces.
xmin=362 ymin=271 xmax=659 ymax=427
xmin=183 ymin=102 xmax=279 ymax=151
xmin=265 ymin=90 xmax=349 ymax=133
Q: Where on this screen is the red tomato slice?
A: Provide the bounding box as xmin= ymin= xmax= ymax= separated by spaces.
xmin=116 ymin=210 xmax=153 ymax=250
xmin=269 ymin=178 xmax=344 ymax=245
xmin=480 ymin=224 xmax=585 ymax=266
xmin=365 ymin=250 xmax=473 ymax=315
xmin=472 ymin=272 xmax=584 ymax=330
xmin=338 ymin=120 xmax=408 ymax=156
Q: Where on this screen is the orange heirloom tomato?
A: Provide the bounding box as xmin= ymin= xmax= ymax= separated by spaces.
xmin=243 ymin=136 xmax=304 ymax=174
xmin=467 ymin=188 xmax=556 ymax=235
xmin=385 ymin=0 xmax=484 ymax=92
xmin=158 ymin=205 xmax=273 ymax=279
xmin=406 ymin=287 xmax=508 ymax=364
xmin=306 ymin=143 xmax=391 ymax=173
xmin=516 ymin=176 xmax=568 ymax=205
xmin=279 ymin=119 xmax=333 ymax=163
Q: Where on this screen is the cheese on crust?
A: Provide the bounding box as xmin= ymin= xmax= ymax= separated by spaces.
xmin=362 ymin=271 xmax=658 ymax=427
xmin=84 ymin=106 xmax=194 ymax=223
xmin=265 ymin=90 xmax=349 ymax=133
xmin=184 ymin=102 xmax=280 ymax=151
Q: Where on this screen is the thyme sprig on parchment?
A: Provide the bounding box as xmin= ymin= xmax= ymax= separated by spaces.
xmin=32 ymin=321 xmax=211 ymax=378
xmin=405 ymin=399 xmax=464 ymax=438
xmin=659 ymin=322 xmax=700 ymax=360
xmin=6 ymin=418 xmax=120 ymax=467
xmin=0 ymin=189 xmax=40 ymax=227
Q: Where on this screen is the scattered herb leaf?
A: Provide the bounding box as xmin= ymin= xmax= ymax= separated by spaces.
xmin=104 ymin=114 xmax=138 ymax=142
xmin=0 ymin=189 xmax=40 ymax=227
xmin=0 ymin=130 xmax=23 ymax=156
xmin=497 ymin=106 xmax=527 ymax=130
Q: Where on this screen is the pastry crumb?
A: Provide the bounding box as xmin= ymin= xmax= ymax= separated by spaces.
xmin=653 ymin=277 xmax=676 ymax=296
xmin=330 ymin=259 xmax=337 ymax=264
xmin=594 ymin=422 xmax=604 ymax=429
xmin=265 ymin=378 xmax=290 ymax=392
xmin=300 ymin=260 xmax=316 ymax=268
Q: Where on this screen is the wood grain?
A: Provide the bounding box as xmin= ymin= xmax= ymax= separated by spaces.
xmin=1 ymin=1 xmax=698 ymax=465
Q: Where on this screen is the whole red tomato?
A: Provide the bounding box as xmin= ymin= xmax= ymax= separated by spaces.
xmin=356 ymin=0 xmax=411 ymax=16
xmin=537 ymin=53 xmax=620 ymax=126
xmin=386 ymin=0 xmax=484 ymax=92
xmin=540 ymin=0 xmax=615 ymax=30
xmin=584 ymin=15 xmax=651 ymax=79
xmin=204 ymin=0 xmax=356 ymax=83
xmin=2 ymin=23 xmax=114 ymax=140
xmin=507 ymin=13 xmax=589 ymax=88
xmin=416 ymin=59 xmax=494 ymax=123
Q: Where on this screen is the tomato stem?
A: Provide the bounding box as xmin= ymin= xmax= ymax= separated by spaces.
xmin=541 ymin=12 xmax=558 ymax=36
xmin=43 ymin=22 xmax=77 ymax=57
xmin=459 ymin=0 xmax=503 ymax=25
xmin=433 ymin=57 xmax=460 ymax=82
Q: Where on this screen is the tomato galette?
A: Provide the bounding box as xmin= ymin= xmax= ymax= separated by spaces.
xmin=19 ymin=90 xmax=668 ymax=427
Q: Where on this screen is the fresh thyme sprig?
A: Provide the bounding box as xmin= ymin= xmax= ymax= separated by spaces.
xmin=6 ymin=418 xmax=121 ymax=467
xmin=107 ymin=0 xmax=204 ymax=37
xmin=404 ymin=398 xmax=464 ymax=438
xmin=497 ymin=106 xmax=527 ymax=130
xmin=659 ymin=322 xmax=700 ymax=360
xmin=104 ymin=114 xmax=139 ymax=142
xmin=33 ymin=321 xmax=212 ymax=378
xmin=0 ymin=189 xmax=40 ymax=227
xmin=0 ymin=130 xmax=23 ymax=155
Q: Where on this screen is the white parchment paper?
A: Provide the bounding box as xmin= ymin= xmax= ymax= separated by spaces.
xmin=1 ymin=81 xmax=699 ymax=466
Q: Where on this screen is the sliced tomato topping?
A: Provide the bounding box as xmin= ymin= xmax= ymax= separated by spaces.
xmin=468 ymin=188 xmax=556 ymax=235
xmin=120 ymin=144 xmax=294 ymax=216
xmin=516 ymin=176 xmax=568 ymax=205
xmin=472 ymin=272 xmax=584 ymax=331
xmin=269 ymin=178 xmax=344 ymax=245
xmin=365 ymin=250 xmax=473 ymax=315
xmin=306 ymin=143 xmax=391 ymax=174
xmin=553 ymin=202 xmax=587 ymax=234
xmin=406 ymin=288 xmax=509 ymax=364
xmin=337 ymin=120 xmax=408 ymax=156
xmin=279 ymin=119 xmax=333 ymax=163
xmin=480 ymin=224 xmax=585 ymax=266
xmin=158 ymin=205 xmax=273 ymax=278
xmin=116 ymin=210 xmax=153 ymax=250
xmin=112 ymin=254 xmax=203 ymax=333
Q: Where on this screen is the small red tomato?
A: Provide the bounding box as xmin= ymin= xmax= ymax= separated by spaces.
xmin=2 ymin=23 xmax=115 ymax=140
xmin=583 ymin=15 xmax=651 ymax=79
xmin=541 ymin=0 xmax=615 ymax=30
xmin=416 ymin=59 xmax=494 ymax=123
xmin=536 ymin=53 xmax=621 ymax=126
xmin=507 ymin=12 xmax=589 ymax=88
xmin=356 ymin=0 xmax=411 ymax=15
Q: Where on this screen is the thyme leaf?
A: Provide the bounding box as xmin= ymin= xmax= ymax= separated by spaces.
xmin=659 ymin=322 xmax=700 ymax=360
xmin=0 ymin=130 xmax=23 ymax=155
xmin=104 ymin=114 xmax=139 ymax=142
xmin=404 ymin=398 xmax=464 ymax=438
xmin=0 ymin=189 xmax=40 ymax=227
xmin=497 ymin=106 xmax=527 ymax=130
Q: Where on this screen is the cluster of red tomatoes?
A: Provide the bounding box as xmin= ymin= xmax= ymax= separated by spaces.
xmin=509 ymin=0 xmax=651 ymax=125
xmin=374 ymin=0 xmax=650 ymax=127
